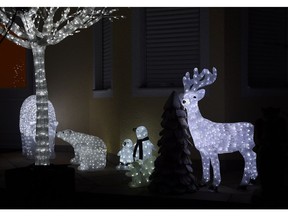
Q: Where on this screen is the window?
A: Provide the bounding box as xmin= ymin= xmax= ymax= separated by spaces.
xmin=0 ymin=38 xmax=34 ymax=149
xmin=132 ymin=8 xmax=209 ymax=96
xmin=0 ymin=38 xmax=26 ymax=89
xmin=93 ymin=18 xmax=113 ymax=97
xmin=242 ymin=8 xmax=288 ymax=96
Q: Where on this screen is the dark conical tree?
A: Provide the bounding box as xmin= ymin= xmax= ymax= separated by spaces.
xmin=148 ymin=91 xmax=198 ymax=194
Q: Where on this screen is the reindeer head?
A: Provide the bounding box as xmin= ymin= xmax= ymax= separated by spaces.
xmin=181 ymin=67 xmax=217 ymax=109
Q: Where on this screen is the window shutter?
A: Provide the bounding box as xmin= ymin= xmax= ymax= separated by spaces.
xmin=102 ymin=18 xmax=112 ymax=89
xmin=248 ymin=8 xmax=288 ymax=88
xmin=145 ymin=8 xmax=201 ymax=88
xmin=94 ymin=18 xmax=112 ymax=90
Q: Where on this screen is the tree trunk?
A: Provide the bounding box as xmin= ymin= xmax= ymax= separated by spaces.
xmin=31 ymin=44 xmax=50 ymax=166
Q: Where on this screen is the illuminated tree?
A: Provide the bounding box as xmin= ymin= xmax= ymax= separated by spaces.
xmin=0 ymin=7 xmax=121 ymax=166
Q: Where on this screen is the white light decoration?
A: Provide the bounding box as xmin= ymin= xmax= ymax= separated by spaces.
xmin=133 ymin=126 xmax=156 ymax=161
xmin=126 ymin=156 xmax=156 ymax=188
xmin=181 ymin=67 xmax=258 ymax=190
xmin=0 ymin=8 xmax=122 ymax=166
xmin=56 ymin=129 xmax=107 ymax=171
xmin=20 ymin=95 xmax=58 ymax=160
xmin=116 ymin=139 xmax=134 ymax=170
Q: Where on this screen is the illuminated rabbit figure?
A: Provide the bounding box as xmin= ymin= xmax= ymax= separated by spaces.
xmin=182 ymin=67 xmax=258 ymax=191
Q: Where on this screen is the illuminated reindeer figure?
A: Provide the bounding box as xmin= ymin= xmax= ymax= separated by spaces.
xmin=181 ymin=67 xmax=258 ymax=191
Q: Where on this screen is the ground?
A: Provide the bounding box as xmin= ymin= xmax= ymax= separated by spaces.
xmin=0 ymin=146 xmax=286 ymax=209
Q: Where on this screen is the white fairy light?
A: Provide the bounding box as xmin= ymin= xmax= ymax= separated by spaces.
xmin=133 ymin=126 xmax=156 ymax=161
xmin=56 ymin=129 xmax=107 ymax=171
xmin=116 ymin=139 xmax=134 ymax=170
xmin=182 ymin=67 xmax=258 ymax=189
xmin=20 ymin=95 xmax=58 ymax=160
xmin=126 ymin=156 xmax=156 ymax=188
xmin=126 ymin=126 xmax=156 ymax=187
xmin=0 ymin=7 xmax=121 ymax=166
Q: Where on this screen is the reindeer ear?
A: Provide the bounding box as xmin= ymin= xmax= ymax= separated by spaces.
xmin=197 ymin=89 xmax=206 ymax=100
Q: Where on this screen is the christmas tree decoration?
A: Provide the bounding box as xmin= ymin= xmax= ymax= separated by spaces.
xmin=116 ymin=139 xmax=134 ymax=170
xmin=133 ymin=126 xmax=156 ymax=161
xmin=126 ymin=156 xmax=156 ymax=188
xmin=20 ymin=95 xmax=58 ymax=160
xmin=56 ymin=129 xmax=107 ymax=171
xmin=148 ymin=91 xmax=198 ymax=194
xmin=182 ymin=67 xmax=258 ymax=191
xmin=0 ymin=7 xmax=122 ymax=166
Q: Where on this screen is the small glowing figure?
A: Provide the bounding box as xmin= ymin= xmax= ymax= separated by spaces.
xmin=182 ymin=68 xmax=258 ymax=191
xmin=20 ymin=95 xmax=58 ymax=160
xmin=133 ymin=126 xmax=156 ymax=161
xmin=117 ymin=139 xmax=134 ymax=170
xmin=56 ymin=129 xmax=107 ymax=171
xmin=126 ymin=156 xmax=156 ymax=188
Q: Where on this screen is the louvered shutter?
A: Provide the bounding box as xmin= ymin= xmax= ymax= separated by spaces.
xmin=248 ymin=8 xmax=288 ymax=88
xmin=144 ymin=8 xmax=201 ymax=88
xmin=102 ymin=18 xmax=112 ymax=89
xmin=94 ymin=18 xmax=112 ymax=90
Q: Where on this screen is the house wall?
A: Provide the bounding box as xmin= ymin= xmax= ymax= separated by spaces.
xmin=46 ymin=7 xmax=288 ymax=158
xmin=225 ymin=8 xmax=288 ymax=123
xmin=89 ymin=8 xmax=227 ymax=157
xmin=46 ymin=28 xmax=93 ymax=145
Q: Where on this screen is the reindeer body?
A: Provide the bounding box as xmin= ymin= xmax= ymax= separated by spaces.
xmin=182 ymin=68 xmax=258 ymax=189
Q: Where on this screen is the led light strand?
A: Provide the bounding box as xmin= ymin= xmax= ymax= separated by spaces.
xmin=117 ymin=139 xmax=134 ymax=170
xmin=133 ymin=126 xmax=156 ymax=161
xmin=20 ymin=95 xmax=58 ymax=160
xmin=0 ymin=7 xmax=121 ymax=165
xmin=126 ymin=156 xmax=156 ymax=188
xmin=125 ymin=126 xmax=156 ymax=187
xmin=182 ymin=67 xmax=258 ymax=188
xmin=56 ymin=129 xmax=107 ymax=171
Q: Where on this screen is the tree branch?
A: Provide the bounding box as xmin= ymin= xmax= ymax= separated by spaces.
xmin=0 ymin=8 xmax=29 ymax=39
xmin=0 ymin=28 xmax=31 ymax=48
xmin=42 ymin=7 xmax=58 ymax=36
xmin=47 ymin=7 xmax=107 ymax=45
xmin=19 ymin=8 xmax=38 ymax=41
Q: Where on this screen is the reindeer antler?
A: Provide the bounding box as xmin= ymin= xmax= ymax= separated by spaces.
xmin=183 ymin=67 xmax=217 ymax=92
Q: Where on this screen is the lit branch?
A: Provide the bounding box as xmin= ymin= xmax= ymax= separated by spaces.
xmin=47 ymin=8 xmax=118 ymax=45
xmin=0 ymin=6 xmax=122 ymax=166
xmin=0 ymin=9 xmax=29 ymax=40
xmin=42 ymin=7 xmax=58 ymax=35
xmin=4 ymin=31 xmax=31 ymax=48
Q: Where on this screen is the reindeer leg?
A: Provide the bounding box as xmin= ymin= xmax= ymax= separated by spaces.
xmin=250 ymin=150 xmax=258 ymax=182
xmin=199 ymin=151 xmax=210 ymax=186
xmin=208 ymin=152 xmax=221 ymax=192
xmin=239 ymin=149 xmax=254 ymax=189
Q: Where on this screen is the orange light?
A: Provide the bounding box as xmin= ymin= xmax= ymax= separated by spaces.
xmin=0 ymin=38 xmax=26 ymax=88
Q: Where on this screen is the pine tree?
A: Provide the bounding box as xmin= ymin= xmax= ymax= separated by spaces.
xmin=148 ymin=91 xmax=198 ymax=194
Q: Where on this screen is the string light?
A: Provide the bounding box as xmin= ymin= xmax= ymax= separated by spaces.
xmin=0 ymin=7 xmax=121 ymax=166
xmin=133 ymin=126 xmax=156 ymax=161
xmin=182 ymin=67 xmax=258 ymax=189
xmin=125 ymin=126 xmax=156 ymax=187
xmin=126 ymin=156 xmax=156 ymax=188
xmin=116 ymin=139 xmax=134 ymax=170
xmin=19 ymin=95 xmax=58 ymax=160
xmin=56 ymin=129 xmax=107 ymax=171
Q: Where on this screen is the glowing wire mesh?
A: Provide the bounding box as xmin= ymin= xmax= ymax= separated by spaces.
xmin=56 ymin=129 xmax=107 ymax=171
xmin=133 ymin=126 xmax=156 ymax=161
xmin=182 ymin=68 xmax=258 ymax=188
xmin=20 ymin=95 xmax=58 ymax=159
xmin=117 ymin=139 xmax=134 ymax=170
